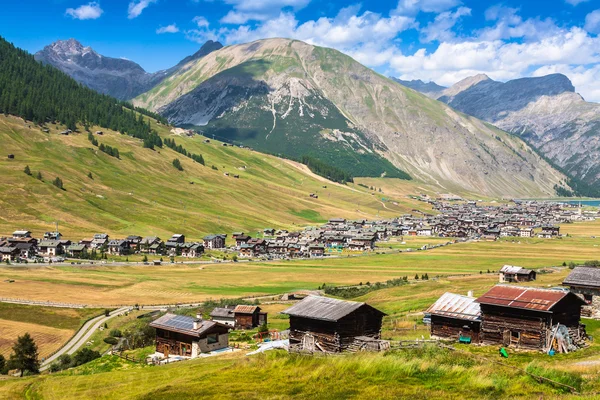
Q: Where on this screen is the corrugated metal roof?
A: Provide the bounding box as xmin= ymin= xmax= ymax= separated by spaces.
xmin=476 ymin=285 xmax=578 ymax=312
xmin=281 ymin=295 xmax=386 ymax=322
xmin=500 ymin=265 xmax=523 ymax=274
xmin=210 ymin=307 xmax=234 ymax=318
xmin=149 ymin=313 xmax=222 ymax=337
xmin=233 ymin=305 xmax=258 ymax=314
xmin=426 ymin=292 xmax=481 ymax=321
xmin=563 ymin=267 xmax=600 ymax=289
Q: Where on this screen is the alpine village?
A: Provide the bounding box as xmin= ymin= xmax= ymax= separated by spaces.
xmin=1 ymin=1 xmax=600 ymax=399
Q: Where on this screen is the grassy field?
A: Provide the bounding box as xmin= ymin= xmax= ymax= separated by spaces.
xmin=0 ymin=114 xmax=433 ymax=240
xmin=0 ymin=219 xmax=597 ymax=306
xmin=0 ymin=303 xmax=102 ymax=359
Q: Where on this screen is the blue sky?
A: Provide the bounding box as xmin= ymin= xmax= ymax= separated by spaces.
xmin=2 ymin=0 xmax=600 ymax=101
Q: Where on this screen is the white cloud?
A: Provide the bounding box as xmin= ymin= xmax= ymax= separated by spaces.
xmin=65 ymin=2 xmax=103 ymax=20
xmin=421 ymin=6 xmax=471 ymax=42
xmin=193 ymin=16 xmax=210 ymax=28
xmin=156 ymin=24 xmax=179 ymax=34
xmin=565 ymin=0 xmax=589 ymax=5
xmin=584 ymin=10 xmax=600 ymax=34
xmin=185 ymin=17 xmax=218 ymax=44
xmin=479 ymin=6 xmax=560 ymax=41
xmin=128 ymin=0 xmax=157 ymax=19
xmin=394 ymin=0 xmax=462 ymax=15
xmin=532 ymin=64 xmax=600 ymax=101
xmin=220 ymin=0 xmax=311 ymax=23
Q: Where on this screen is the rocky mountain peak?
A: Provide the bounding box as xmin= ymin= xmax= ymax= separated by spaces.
xmin=175 ymin=40 xmax=224 ymax=69
xmin=45 ymin=39 xmax=97 ymax=58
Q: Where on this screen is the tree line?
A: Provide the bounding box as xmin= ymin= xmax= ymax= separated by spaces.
xmin=0 ymin=37 xmax=162 ymax=149
xmin=300 ymin=155 xmax=353 ymax=184
xmin=163 ymin=138 xmax=205 ymax=165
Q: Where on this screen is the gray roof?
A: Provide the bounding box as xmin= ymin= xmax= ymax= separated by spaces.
xmin=563 ymin=267 xmax=600 ymax=288
xmin=38 ymin=240 xmax=61 ymax=248
xmin=149 ymin=313 xmax=228 ymax=337
xmin=426 ymin=292 xmax=481 ymax=321
xmin=210 ymin=307 xmax=234 ymax=318
xmin=282 ymin=296 xmax=385 ymax=322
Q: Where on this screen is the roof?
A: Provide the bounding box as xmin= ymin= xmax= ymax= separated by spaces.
xmin=38 ymin=240 xmax=61 ymax=247
xmin=426 ymin=292 xmax=481 ymax=321
xmin=210 ymin=307 xmax=234 ymax=318
xmin=233 ymin=305 xmax=258 ymax=314
xmin=149 ymin=313 xmax=228 ymax=337
xmin=499 ymin=265 xmax=534 ymax=275
xmin=282 ymin=296 xmax=386 ymax=322
xmin=563 ymin=267 xmax=600 ymax=289
xmin=67 ymin=244 xmax=86 ymax=251
xmin=476 ymin=285 xmax=584 ymax=312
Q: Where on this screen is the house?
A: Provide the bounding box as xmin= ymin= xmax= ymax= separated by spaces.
xmin=476 ymin=285 xmax=586 ymax=350
xmin=539 ymin=226 xmax=560 ymax=239
xmin=91 ymin=234 xmax=109 ymax=250
xmin=239 ymin=243 xmax=258 ymax=258
xmin=43 ymin=231 xmax=62 ymax=240
xmin=106 ymin=240 xmax=130 ymax=256
xmin=563 ymin=267 xmax=600 ymax=305
xmin=499 ymin=265 xmax=537 ymax=283
xmin=308 ymin=245 xmax=325 ymax=257
xmin=203 ymin=234 xmax=227 ymax=249
xmin=282 ymin=296 xmax=387 ymax=353
xmin=66 ymin=243 xmax=87 ymax=258
xmin=125 ymin=236 xmax=143 ymax=251
xmin=0 ymin=246 xmax=19 ymax=261
xmin=150 ymin=313 xmax=231 ymax=358
xmin=12 ymin=230 xmax=31 ymax=239
xmin=140 ymin=237 xmax=163 ymax=254
xmin=233 ymin=305 xmax=267 ymax=329
xmin=519 ymin=227 xmax=534 ymax=238
xmin=328 ymin=218 xmax=346 ymax=225
xmin=234 ymin=234 xmax=251 ymax=247
xmin=426 ymin=292 xmax=481 ymax=343
xmin=210 ymin=307 xmax=236 ymax=327
xmin=14 ymin=243 xmax=35 ymax=259
xmin=168 ymin=234 xmax=186 ymax=244
xmin=37 ymin=240 xmax=63 ymax=257
xmin=180 ymin=243 xmax=204 ymax=258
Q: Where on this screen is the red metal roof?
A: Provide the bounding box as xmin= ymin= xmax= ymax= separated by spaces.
xmin=476 ymin=285 xmax=574 ymax=312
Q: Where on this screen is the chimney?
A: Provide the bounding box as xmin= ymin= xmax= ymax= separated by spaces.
xmin=196 ymin=313 xmax=202 ymax=320
xmin=193 ymin=318 xmax=201 ymax=330
xmin=467 ymin=290 xmax=474 ymax=297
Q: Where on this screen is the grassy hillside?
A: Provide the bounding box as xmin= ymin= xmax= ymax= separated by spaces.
xmin=0 ymin=114 xmax=424 ymax=239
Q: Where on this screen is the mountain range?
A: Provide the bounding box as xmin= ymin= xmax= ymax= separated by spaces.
xmin=399 ymin=73 xmax=600 ymax=190
xmin=31 ymin=38 xmax=569 ymax=198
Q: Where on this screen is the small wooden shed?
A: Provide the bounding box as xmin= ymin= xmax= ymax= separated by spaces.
xmin=282 ymin=296 xmax=387 ymax=353
xmin=426 ymin=292 xmax=481 ymax=343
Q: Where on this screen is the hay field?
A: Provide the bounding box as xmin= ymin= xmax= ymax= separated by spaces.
xmin=0 ymin=319 xmax=72 ymax=359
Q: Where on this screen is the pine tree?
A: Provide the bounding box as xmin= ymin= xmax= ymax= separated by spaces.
xmin=172 ymin=158 xmax=183 ymax=171
xmin=53 ymin=177 xmax=64 ymax=190
xmin=36 ymin=171 xmax=43 ymax=181
xmin=8 ymin=333 xmax=39 ymax=376
xmin=23 ymin=165 xmax=31 ymax=175
xmin=88 ymin=172 xmax=93 ymax=179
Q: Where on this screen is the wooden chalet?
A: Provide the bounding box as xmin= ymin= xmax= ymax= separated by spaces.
xmin=426 ymin=292 xmax=481 ymax=343
xmin=476 ymin=286 xmax=586 ymax=350
xmin=282 ymin=296 xmax=387 ymax=353
xmin=499 ymin=265 xmax=536 ymax=283
xmin=150 ymin=313 xmax=231 ymax=358
xmin=203 ymin=234 xmax=227 ymax=249
xmin=563 ymin=267 xmax=600 ymax=312
xmin=233 ymin=305 xmax=267 ymax=329
xmin=210 ymin=307 xmax=236 ymax=327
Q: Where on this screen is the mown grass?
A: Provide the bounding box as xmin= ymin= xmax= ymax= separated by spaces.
xmin=0 ymin=303 xmax=102 ymax=330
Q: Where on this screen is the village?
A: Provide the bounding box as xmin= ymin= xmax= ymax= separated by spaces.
xmin=0 ymin=200 xmax=596 ymax=264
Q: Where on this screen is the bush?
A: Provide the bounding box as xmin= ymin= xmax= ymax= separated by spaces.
xmin=104 ymin=309 xmax=110 ymax=317
xmin=49 ymin=363 xmax=61 ymax=373
xmin=104 ymin=337 xmax=118 ymax=345
xmin=72 ymin=348 xmax=101 ymax=366
xmin=172 ymin=158 xmax=183 ymax=171
xmin=23 ymin=165 xmax=31 ymax=175
xmin=109 ymin=329 xmax=122 ymax=338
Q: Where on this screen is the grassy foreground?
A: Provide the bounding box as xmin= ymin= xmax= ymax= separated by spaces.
xmin=0 ymin=348 xmax=598 ymax=399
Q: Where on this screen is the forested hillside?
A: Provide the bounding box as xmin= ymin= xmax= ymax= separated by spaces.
xmin=0 ymin=37 xmax=164 ymax=149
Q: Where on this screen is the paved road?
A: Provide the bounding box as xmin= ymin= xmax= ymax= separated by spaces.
xmin=40 ymin=307 xmax=129 ymax=371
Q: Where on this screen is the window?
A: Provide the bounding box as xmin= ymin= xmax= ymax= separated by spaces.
xmin=207 ymin=333 xmax=218 ymax=344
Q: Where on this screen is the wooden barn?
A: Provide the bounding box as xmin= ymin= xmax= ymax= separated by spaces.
xmin=476 ymin=286 xmax=586 ymax=350
xmin=233 ymin=305 xmax=267 ymax=329
xmin=499 ymin=265 xmax=536 ymax=283
xmin=563 ymin=266 xmax=600 ymax=304
xmin=282 ymin=296 xmax=387 ymax=353
xmin=426 ymin=292 xmax=481 ymax=343
xmin=149 ymin=313 xmax=231 ymax=358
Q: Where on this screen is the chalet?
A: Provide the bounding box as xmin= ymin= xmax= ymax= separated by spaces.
xmin=426 ymin=292 xmax=481 ymax=343
xmin=234 ymin=234 xmax=251 ymax=247
xmin=499 ymin=265 xmax=537 ymax=283
xmin=43 ymin=231 xmax=62 ymax=240
xmin=140 ymin=237 xmax=163 ymax=253
xmin=210 ymin=307 xmax=236 ymax=326
xmin=308 ymin=245 xmax=325 ymax=257
xmin=563 ymin=267 xmax=600 ymax=305
xmin=126 ymin=236 xmax=143 ymax=251
xmin=417 ymin=226 xmax=433 ymax=236
xmin=263 ymin=228 xmax=275 ymax=236
xmin=150 ymin=313 xmax=231 ymax=358
xmin=233 ymin=305 xmax=267 ymax=329
xmin=500 ymin=226 xmax=519 ymax=237
xmin=168 ymin=234 xmax=186 ymax=244
xmin=539 ymin=226 xmax=560 ymax=239
xmin=476 ymin=286 xmax=586 ymax=350
xmin=282 ymin=296 xmax=387 ymax=353
xmin=91 ymin=234 xmax=109 ymax=250
xmin=165 ymin=234 xmax=185 ymax=255
xmin=106 ymin=240 xmax=130 ymax=256
xmin=66 ymin=243 xmax=86 ymax=258
xmin=180 ymin=243 xmax=204 ymax=258
xmin=328 ymin=218 xmax=346 ymax=225
xmin=0 ymin=246 xmax=19 ymax=261
xmin=12 ymin=230 xmax=31 ymax=239
xmin=203 ymin=234 xmax=226 ymax=249
xmin=239 ymin=243 xmax=259 ymax=258
xmin=37 ymin=240 xmax=63 ymax=257
xmin=519 ymin=227 xmax=534 ymax=238
xmin=14 ymin=243 xmax=35 ymax=259
xmin=347 ymin=241 xmax=366 ymax=252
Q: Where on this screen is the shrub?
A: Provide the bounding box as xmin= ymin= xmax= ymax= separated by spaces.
xmin=104 ymin=337 xmax=118 ymax=345
xmin=109 ymin=329 xmax=122 ymax=338
xmin=23 ymin=165 xmax=31 ymax=175
xmin=172 ymin=158 xmax=183 ymax=171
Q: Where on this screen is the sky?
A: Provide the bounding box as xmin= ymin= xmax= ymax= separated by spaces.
xmin=2 ymin=0 xmax=600 ymax=101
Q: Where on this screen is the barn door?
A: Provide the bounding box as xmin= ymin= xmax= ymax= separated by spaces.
xmin=502 ymin=330 xmax=511 ymax=346
xmin=302 ymin=334 xmax=315 ymax=352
